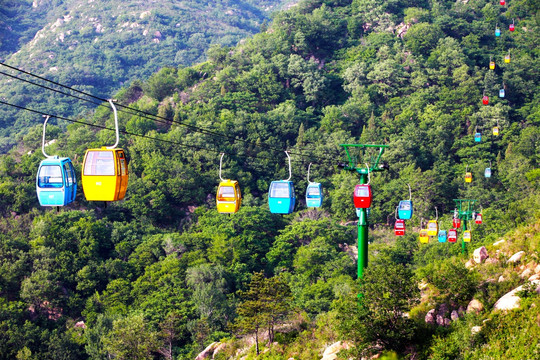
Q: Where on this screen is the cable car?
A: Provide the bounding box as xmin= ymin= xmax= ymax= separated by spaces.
xmin=305 ymin=164 xmax=323 ymax=208
xmin=475 ymin=213 xmax=483 ymax=224
xmin=495 ymin=28 xmax=501 ymax=37
xmin=419 ymin=229 xmax=429 ymax=244
xmin=37 ymin=157 xmax=77 ymax=206
xmin=448 ymin=229 xmax=457 ymax=243
xmin=499 ymin=88 xmax=505 ymax=98
xmin=482 ymin=95 xmax=489 ymax=105
xmin=489 ymin=60 xmax=495 ymax=69
xmin=394 ymin=219 xmax=405 ymax=236
xmin=465 ymin=172 xmax=472 ymax=183
xmin=485 ymin=167 xmax=492 ymax=178
xmin=216 ymin=180 xmax=241 ymax=213
xmin=504 ymin=54 xmax=510 ymax=63
xmin=453 ymin=217 xmax=461 ymax=229
xmin=268 ymin=180 xmax=295 ymax=214
xmin=463 ymin=230 xmax=472 ymax=243
xmin=398 ymin=200 xmax=413 ymax=220
xmin=82 ymin=101 xmax=128 ymax=202
xmin=500 ymin=0 xmax=505 ymax=5
xmin=475 ymin=132 xmax=482 ymax=142
xmin=36 ymin=115 xmax=77 ymax=207
xmin=509 ymin=23 xmax=515 ymax=32
xmin=82 ymin=148 xmax=128 ymax=201
xmin=493 ymin=126 xmax=500 ymax=136
xmin=353 ymin=184 xmax=372 ymax=209
xmin=427 ymin=220 xmax=439 ymax=236
xmin=438 ymin=230 xmax=447 ymax=243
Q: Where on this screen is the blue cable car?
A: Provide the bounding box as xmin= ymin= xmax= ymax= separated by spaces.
xmin=36 ymin=115 xmax=77 ymax=207
xmin=495 ymin=27 xmax=501 ymax=37
xmin=475 ymin=132 xmax=482 ymax=142
xmin=268 ymin=180 xmax=295 ymax=214
xmin=37 ymin=157 xmax=77 ymax=206
xmin=306 ymin=182 xmax=323 ymax=208
xmin=485 ymin=167 xmax=492 ymax=178
xmin=398 ymin=200 xmax=413 ymax=220
xmin=499 ymin=88 xmax=505 ymax=98
xmin=438 ymin=230 xmax=447 ymax=243
xmin=305 ymin=163 xmax=323 ymax=208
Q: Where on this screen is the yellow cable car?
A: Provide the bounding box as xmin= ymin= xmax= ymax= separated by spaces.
xmin=419 ymin=229 xmax=429 ymax=243
xmin=81 ymin=100 xmax=129 ymax=202
xmin=216 ymin=153 xmax=242 ymax=214
xmin=427 ymin=220 xmax=438 ymax=236
xmin=217 ymin=179 xmax=241 ymax=213
xmin=489 ymin=61 xmax=495 ymax=70
xmin=82 ymin=148 xmax=128 ymax=201
xmin=465 ymin=172 xmax=472 ymax=183
xmin=463 ymin=230 xmax=472 ymax=242
xmin=493 ymin=126 xmax=500 ymax=136
xmin=504 ymin=54 xmax=510 ymax=63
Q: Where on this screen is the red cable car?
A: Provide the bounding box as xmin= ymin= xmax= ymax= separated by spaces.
xmin=475 ymin=213 xmax=483 ymax=224
xmin=353 ymin=184 xmax=372 ymax=209
xmin=482 ymin=95 xmax=489 ymax=105
xmin=453 ymin=217 xmax=461 ymax=229
xmin=394 ymin=219 xmax=405 ymax=236
xmin=509 ymin=23 xmax=515 ymax=31
xmin=500 ymin=0 xmax=505 ymax=5
xmin=448 ymin=229 xmax=457 ymax=243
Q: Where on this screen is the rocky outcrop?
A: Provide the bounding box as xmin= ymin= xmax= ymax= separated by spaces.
xmin=467 ymin=299 xmax=484 ymax=314
xmin=195 ymin=342 xmax=220 ymax=360
xmin=493 ymin=280 xmax=540 ymax=311
xmin=507 ymin=251 xmax=526 ymax=264
xmin=473 ymin=246 xmax=488 ymax=264
xmin=321 ymin=341 xmax=351 ymax=360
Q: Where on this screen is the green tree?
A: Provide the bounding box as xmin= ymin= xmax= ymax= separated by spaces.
xmin=103 ymin=313 xmax=159 ymax=360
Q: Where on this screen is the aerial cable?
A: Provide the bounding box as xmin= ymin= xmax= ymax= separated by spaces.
xmin=0 ymin=62 xmax=340 ymax=165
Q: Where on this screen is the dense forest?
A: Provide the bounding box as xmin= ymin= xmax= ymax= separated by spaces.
xmin=0 ymin=0 xmax=293 ymax=151
xmin=0 ymin=0 xmax=539 ymax=359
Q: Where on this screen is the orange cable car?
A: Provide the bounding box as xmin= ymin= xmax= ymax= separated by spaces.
xmin=82 ymin=100 xmax=128 ymax=202
xmin=216 ymin=153 xmax=242 ymax=214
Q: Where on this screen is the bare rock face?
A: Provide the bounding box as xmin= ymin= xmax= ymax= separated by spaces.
xmin=471 ymin=326 xmax=482 ymax=335
xmin=467 ymin=299 xmax=484 ymax=314
xmin=493 ymin=280 xmax=540 ymax=311
xmin=507 ymin=251 xmax=526 ymax=264
xmin=465 ymin=259 xmax=475 ymax=269
xmin=493 ymin=239 xmax=505 ymax=246
xmin=473 ymin=246 xmax=489 ymax=264
xmin=195 ymin=342 xmax=220 ymax=360
xmin=321 ymin=341 xmax=350 ymax=360
xmin=436 ymin=314 xmax=445 ymax=326
xmin=438 ymin=303 xmax=449 ymax=317
xmin=451 ymin=310 xmax=459 ymax=321
xmin=521 ymin=268 xmax=533 ymax=279
xmin=529 ymin=273 xmax=540 ymax=281
xmin=425 ymin=309 xmax=436 ymax=325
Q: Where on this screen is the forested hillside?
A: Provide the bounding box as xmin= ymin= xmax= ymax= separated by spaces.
xmin=0 ymin=0 xmax=293 ymax=151
xmin=0 ymin=0 xmax=539 ymax=359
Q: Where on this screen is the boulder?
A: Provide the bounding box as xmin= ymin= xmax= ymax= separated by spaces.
xmin=465 ymin=260 xmax=475 ymax=269
xmin=444 ymin=318 xmax=451 ymax=326
xmin=425 ymin=309 xmax=436 ymax=325
xmin=438 ymin=303 xmax=449 ymax=317
xmin=507 ymin=251 xmax=526 ymax=264
xmin=493 ymin=239 xmax=505 ymax=246
xmin=521 ymin=268 xmax=533 ymax=279
xmin=485 ymin=257 xmax=498 ymax=264
xmin=467 ymin=299 xmax=484 ymax=314
xmin=493 ymin=280 xmax=540 ymax=311
xmin=498 ymin=275 xmax=505 ymax=283
xmin=471 ymin=326 xmax=482 ymax=335
xmin=535 ymin=264 xmax=540 ymax=274
xmin=451 ymin=310 xmax=459 ymax=321
xmin=473 ymin=246 xmax=489 ymax=264
xmin=195 ymin=342 xmax=220 ymax=360
xmin=321 ymin=341 xmax=350 ymax=360
xmin=528 ymin=274 xmax=540 ymax=282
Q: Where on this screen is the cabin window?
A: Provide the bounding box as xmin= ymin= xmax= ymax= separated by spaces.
xmin=84 ymin=151 xmax=115 ymax=176
xmin=38 ymin=165 xmax=63 ymax=188
xmin=270 ymin=182 xmax=290 ymax=198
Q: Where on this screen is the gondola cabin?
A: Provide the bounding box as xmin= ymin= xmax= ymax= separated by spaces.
xmin=465 ymin=172 xmax=472 ymax=183
xmin=216 ymin=180 xmax=241 ymax=213
xmin=427 ymin=220 xmax=439 ymax=236
xmin=394 ymin=219 xmax=405 ymax=236
xmin=353 ymin=184 xmax=372 ymax=209
xmin=453 ymin=217 xmax=461 ymax=229
xmin=82 ymin=148 xmax=128 ymax=201
xmin=499 ymin=89 xmax=505 ymax=98
xmin=504 ymin=54 xmax=510 ymax=63
xmin=489 ymin=60 xmax=496 ymax=69
xmin=36 ymin=157 xmax=77 ymax=206
xmin=463 ymin=230 xmax=472 ymax=243
xmin=509 ymin=23 xmax=515 ymax=31
xmin=475 ymin=132 xmax=482 ymax=142
xmin=495 ymin=28 xmax=501 ymax=37
xmin=448 ymin=229 xmax=457 ymax=242
xmin=419 ymin=229 xmax=429 ymax=244
xmin=475 ymin=213 xmax=483 ymax=224
xmin=438 ymin=230 xmax=447 ymax=243
xmin=482 ymin=95 xmax=489 ymax=105
xmin=493 ymin=126 xmax=500 ymax=136
xmin=500 ymin=0 xmax=505 ymax=5
xmin=398 ymin=200 xmax=413 ymax=220
xmin=485 ymin=167 xmax=492 ymax=178
xmin=306 ymin=182 xmax=323 ymax=208
xmin=268 ymin=180 xmax=296 ymax=214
